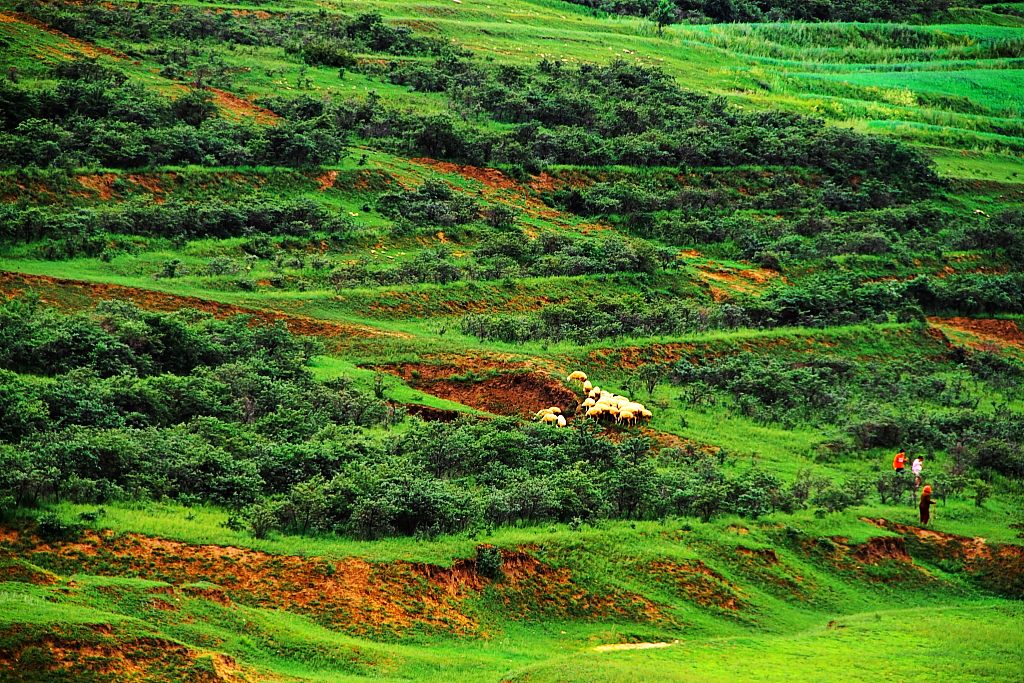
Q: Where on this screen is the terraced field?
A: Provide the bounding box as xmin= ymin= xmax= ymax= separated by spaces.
xmin=0 ymin=0 xmax=1022 ymax=680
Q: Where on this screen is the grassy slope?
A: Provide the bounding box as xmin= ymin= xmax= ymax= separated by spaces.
xmin=1 ymin=0 xmax=1023 ymax=680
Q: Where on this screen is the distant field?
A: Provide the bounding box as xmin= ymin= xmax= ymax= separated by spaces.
xmin=804 ymin=68 xmax=1024 ymax=116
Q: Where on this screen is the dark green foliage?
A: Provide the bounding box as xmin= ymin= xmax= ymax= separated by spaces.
xmin=0 ymin=67 xmax=346 ymax=169
xmin=561 ymin=0 xmax=965 ymax=23
xmin=19 ymin=3 xmax=449 ymax=58
xmin=0 ymin=196 xmax=358 ymax=247
xmin=475 ymin=545 xmax=505 ymax=580
xmin=377 ymin=178 xmax=479 ymax=227
xmin=382 ymin=58 xmax=937 ymax=189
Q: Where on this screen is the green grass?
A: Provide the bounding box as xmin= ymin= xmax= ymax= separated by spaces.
xmin=506 ymin=603 xmax=1024 ymax=683
xmin=1 ymin=0 xmax=1023 ymax=680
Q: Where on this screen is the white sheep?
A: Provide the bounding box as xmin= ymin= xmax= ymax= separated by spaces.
xmin=556 ymin=415 xmax=567 ymax=428
xmin=567 ymin=371 xmax=588 ymax=383
xmin=582 ymin=380 xmax=594 ymax=393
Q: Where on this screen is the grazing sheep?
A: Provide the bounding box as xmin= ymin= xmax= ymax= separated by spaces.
xmin=567 ymin=371 xmax=588 ymax=382
xmin=556 ymin=415 xmax=567 ymax=428
xmin=541 ymin=412 xmax=559 ymax=425
xmin=618 ymin=409 xmax=635 ymax=425
xmin=582 ymin=380 xmax=594 ymax=393
xmin=586 ymin=405 xmax=605 ymax=419
xmin=548 ymin=406 xmax=562 ymax=415
xmin=534 ymin=408 xmax=554 ymax=420
xmin=582 ymin=397 xmax=596 ymax=409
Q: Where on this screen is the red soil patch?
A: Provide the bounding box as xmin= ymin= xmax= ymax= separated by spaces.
xmin=0 ymin=625 xmax=249 ymax=682
xmin=499 ymin=551 xmax=662 ymax=623
xmin=588 ymin=342 xmax=695 ymax=370
xmin=863 ymin=518 xmax=1013 ymax=564
xmin=74 ymin=173 xmax=117 ymax=200
xmin=1 ymin=11 xmax=126 ymax=59
xmin=230 ymin=8 xmax=271 ymax=20
xmin=316 ymin=170 xmax=338 ymax=191
xmin=0 ymin=271 xmax=405 ymax=348
xmin=697 ymin=265 xmax=781 ymax=298
xmin=207 ymin=88 xmax=279 ymax=125
xmin=639 ymin=427 xmax=721 ymax=456
xmin=401 ymin=403 xmax=465 ymax=422
xmin=12 ymin=529 xmax=660 ymax=636
xmin=0 ymin=559 xmax=57 ymax=585
xmin=380 ymin=361 xmax=580 ymax=417
xmin=408 ymin=158 xmax=607 ymax=232
xmin=851 ymin=536 xmax=912 ymax=564
xmin=23 ymin=529 xmax=481 ymax=636
xmin=410 ymin=158 xmax=519 ymax=190
xmin=730 ymin=545 xmax=816 ymax=601
xmin=862 ymin=519 xmax=1024 ymax=597
xmin=928 ymin=317 xmax=1024 ymax=351
xmin=648 ymin=559 xmax=744 ymax=611
xmin=126 ymin=173 xmax=171 ymax=197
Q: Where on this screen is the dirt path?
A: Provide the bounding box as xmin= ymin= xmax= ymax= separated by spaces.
xmin=0 ymin=11 xmax=127 ymax=59
xmin=593 ymin=641 xmax=676 ymax=652
xmin=0 ymin=270 xmax=406 ymax=344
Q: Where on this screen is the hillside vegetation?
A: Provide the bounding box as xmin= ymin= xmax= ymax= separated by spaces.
xmin=0 ymin=0 xmax=1021 ymax=680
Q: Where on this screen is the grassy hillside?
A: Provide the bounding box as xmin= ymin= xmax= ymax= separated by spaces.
xmin=0 ymin=0 xmax=1021 ymax=680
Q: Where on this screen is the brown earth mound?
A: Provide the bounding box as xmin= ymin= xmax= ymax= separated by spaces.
xmin=647 ymin=559 xmax=744 ymax=612
xmin=7 ymin=528 xmax=661 ymax=637
xmin=863 ymin=518 xmax=1024 ymax=597
xmin=380 ymin=362 xmax=579 ymax=417
xmin=928 ymin=317 xmax=1024 ymax=351
xmin=498 ymin=551 xmax=662 ymax=623
xmin=0 ymin=625 xmax=250 ymax=682
xmin=730 ymin=546 xmax=816 ymax=602
xmin=207 ymin=88 xmax=279 ymax=125
xmin=851 ymin=536 xmax=912 ymax=564
xmin=0 ymin=271 xmax=404 ymax=347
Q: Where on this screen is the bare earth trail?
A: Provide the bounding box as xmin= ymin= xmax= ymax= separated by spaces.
xmin=0 ymin=270 xmax=407 ymax=345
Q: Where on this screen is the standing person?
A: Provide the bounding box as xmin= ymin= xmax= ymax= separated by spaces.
xmin=912 ymin=455 xmax=924 ymax=489
xmin=892 ymin=450 xmax=908 ymax=475
xmin=919 ymin=485 xmax=936 ymax=525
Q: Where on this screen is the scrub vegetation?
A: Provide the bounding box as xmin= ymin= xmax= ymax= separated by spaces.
xmin=0 ymin=0 xmax=1021 ymax=680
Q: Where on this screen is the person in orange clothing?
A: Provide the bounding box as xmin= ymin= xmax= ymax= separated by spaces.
xmin=892 ymin=450 xmax=908 ymax=474
xmin=919 ymin=485 xmax=936 ymax=525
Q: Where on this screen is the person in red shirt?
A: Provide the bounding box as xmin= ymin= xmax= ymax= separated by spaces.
xmin=920 ymin=485 xmax=936 ymax=525
xmin=892 ymin=450 xmax=908 ymax=474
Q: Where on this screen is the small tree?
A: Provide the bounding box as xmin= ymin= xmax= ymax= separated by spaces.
xmin=651 ymin=0 xmax=679 ymax=35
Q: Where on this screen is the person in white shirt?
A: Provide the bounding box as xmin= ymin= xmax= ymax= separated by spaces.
xmin=912 ymin=456 xmax=924 ymax=488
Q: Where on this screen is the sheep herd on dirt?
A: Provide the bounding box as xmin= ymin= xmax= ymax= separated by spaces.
xmin=534 ymin=371 xmax=652 ymax=428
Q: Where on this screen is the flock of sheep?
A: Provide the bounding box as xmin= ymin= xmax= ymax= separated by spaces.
xmin=534 ymin=371 xmax=653 ymax=428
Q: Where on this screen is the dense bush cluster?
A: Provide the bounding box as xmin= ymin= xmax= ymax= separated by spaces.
xmin=0 ymin=301 xmax=1013 ymax=535
xmin=0 ymin=66 xmax=345 ymax=169
xmin=461 ymin=270 xmax=1024 ymax=343
xmin=330 ymin=230 xmax=671 ymax=288
xmin=564 ymin=0 xmax=965 ymax=24
xmin=551 ymin=176 xmax=955 ymax=261
xmin=380 ymin=57 xmax=936 ymax=191
xmin=18 ymin=3 xmax=449 ymax=61
xmin=462 ymin=294 xmax=746 ymax=343
xmin=0 ymin=195 xmax=358 ymax=248
xmin=671 ymin=350 xmax=1024 ymax=477
xmin=376 ymin=178 xmax=480 ymax=228
xmin=0 ymin=298 xmax=823 ymax=536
